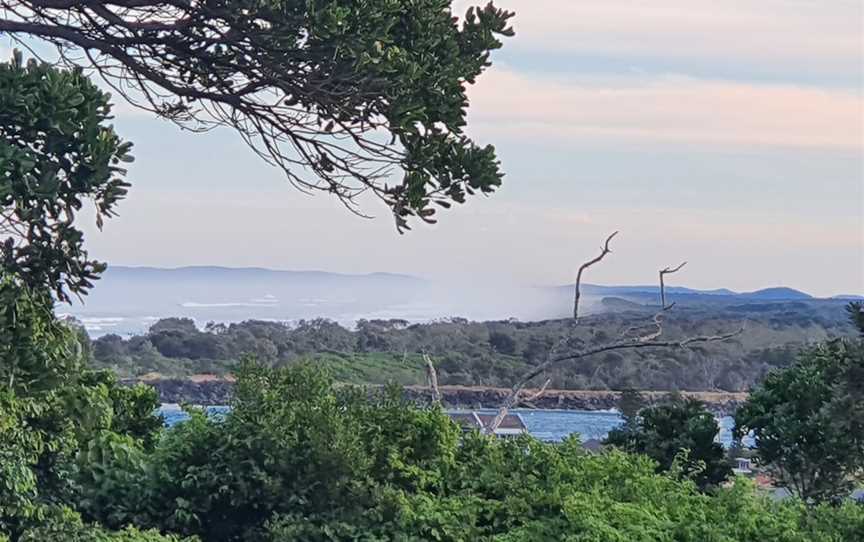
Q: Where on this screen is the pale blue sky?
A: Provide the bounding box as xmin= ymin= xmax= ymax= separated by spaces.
xmin=27 ymin=0 xmax=862 ymax=296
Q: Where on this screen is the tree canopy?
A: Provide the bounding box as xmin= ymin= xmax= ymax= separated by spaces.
xmin=0 ymin=274 xmax=170 ymax=539
xmin=35 ymin=360 xmax=864 ymax=542
xmin=87 ymin=304 xmax=854 ymax=392
xmin=0 ymin=1 xmax=514 ymax=230
xmin=735 ymin=337 xmax=864 ymax=503
xmin=846 ymin=301 xmax=864 ymax=336
xmin=0 ymin=50 xmax=132 ymax=300
xmin=604 ymin=395 xmax=733 ymax=491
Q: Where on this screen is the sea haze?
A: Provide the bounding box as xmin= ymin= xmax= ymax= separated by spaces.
xmin=60 ymin=265 xmax=834 ymax=336
xmin=62 ymin=265 xmax=572 ymax=336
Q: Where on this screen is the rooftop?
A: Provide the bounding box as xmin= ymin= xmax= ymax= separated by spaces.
xmin=447 ymin=411 xmax=527 ymax=437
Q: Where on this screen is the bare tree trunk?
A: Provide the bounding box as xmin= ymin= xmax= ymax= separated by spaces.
xmin=573 ymin=231 xmax=618 ymax=320
xmin=424 ymin=354 xmax=441 ymax=405
xmin=488 ymin=233 xmax=742 ymax=435
xmin=659 ymin=262 xmax=687 ymax=309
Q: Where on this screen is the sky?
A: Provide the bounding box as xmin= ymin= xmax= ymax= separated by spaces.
xmin=12 ymin=1 xmax=864 ymax=296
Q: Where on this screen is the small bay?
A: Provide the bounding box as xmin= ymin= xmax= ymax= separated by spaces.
xmin=159 ymin=405 xmax=751 ymax=447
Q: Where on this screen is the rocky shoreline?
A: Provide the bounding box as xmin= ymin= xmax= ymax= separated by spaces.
xmin=126 ymin=377 xmax=746 ymax=415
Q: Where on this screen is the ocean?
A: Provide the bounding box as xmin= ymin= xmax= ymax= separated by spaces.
xmin=159 ymin=405 xmax=751 ymax=447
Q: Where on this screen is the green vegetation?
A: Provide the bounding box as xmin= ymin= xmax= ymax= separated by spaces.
xmin=0 ymin=1 xmax=513 ymax=230
xmin=5 ymin=308 xmax=864 ymax=541
xmin=0 ymin=50 xmax=132 ymax=301
xmin=91 ymin=302 xmax=856 ymax=392
xmin=605 ymin=395 xmax=733 ymax=491
xmin=307 ymin=352 xmax=426 ymax=386
xmin=0 ymin=277 xmax=180 ymax=540
xmin=847 ymin=302 xmax=864 ymax=336
xmin=735 ymin=338 xmax=864 ymax=503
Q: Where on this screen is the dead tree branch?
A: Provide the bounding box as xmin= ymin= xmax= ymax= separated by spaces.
xmin=424 ymin=354 xmax=441 ymax=405
xmin=621 ymin=261 xmax=687 ymax=341
xmin=573 ymin=231 xmax=618 ymax=321
xmin=485 ymin=377 xmax=552 ymax=434
xmin=485 ymin=328 xmax=743 ymax=434
xmin=659 ymin=261 xmax=687 ymax=309
xmin=521 ymin=378 xmax=552 ymax=404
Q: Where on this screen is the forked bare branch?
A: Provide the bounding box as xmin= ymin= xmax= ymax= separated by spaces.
xmin=622 ymin=261 xmax=688 ymax=341
xmin=485 ymin=327 xmax=743 ymax=434
xmin=573 ymin=231 xmax=618 ymax=321
xmin=485 ymin=377 xmax=552 ymax=434
xmin=659 ymin=261 xmax=687 ymax=309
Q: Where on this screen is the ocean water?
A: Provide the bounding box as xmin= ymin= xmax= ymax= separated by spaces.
xmin=159 ymin=406 xmax=750 ymax=447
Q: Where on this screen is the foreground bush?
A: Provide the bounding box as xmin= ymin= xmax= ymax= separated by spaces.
xmin=70 ymin=362 xmax=862 ymax=542
xmin=735 ymin=339 xmax=864 ymax=503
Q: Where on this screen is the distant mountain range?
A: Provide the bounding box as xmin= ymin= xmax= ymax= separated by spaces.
xmin=61 ymin=265 xmax=857 ymax=337
xmin=106 ymin=266 xmax=846 ymax=300
xmin=576 ymin=284 xmax=815 ymax=300
xmin=105 ymin=265 xmax=421 ymax=284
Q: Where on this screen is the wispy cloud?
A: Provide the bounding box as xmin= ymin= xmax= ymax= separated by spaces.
xmin=467 ymin=68 xmax=862 ymax=149
xmin=457 ymin=0 xmax=862 ymax=77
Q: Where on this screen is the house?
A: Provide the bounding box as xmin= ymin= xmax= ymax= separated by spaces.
xmin=732 ymin=457 xmax=753 ymax=475
xmin=447 ymin=411 xmax=528 ymax=438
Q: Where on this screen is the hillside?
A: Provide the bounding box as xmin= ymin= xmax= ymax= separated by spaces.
xmin=88 ymin=298 xmax=858 ymax=393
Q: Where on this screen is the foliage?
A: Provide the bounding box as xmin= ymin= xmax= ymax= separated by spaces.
xmin=734 ymin=338 xmax=864 ymax=503
xmin=0 ymin=1 xmax=514 ymax=229
xmin=0 ymin=277 xmax=81 ymax=394
xmin=846 ymin=301 xmax=864 ymax=336
xmin=605 ymin=395 xmax=733 ymax=491
xmin=0 ymin=32 xmax=860 ymax=538
xmin=68 ymin=362 xmax=864 ymax=541
xmin=0 ymin=52 xmax=132 ymax=301
xmin=617 ymin=388 xmax=646 ymax=427
xmin=3 ymin=294 xmax=863 ymax=540
xmin=0 ymin=277 xmax=166 ymax=540
xmin=91 ymin=302 xmax=856 ymax=391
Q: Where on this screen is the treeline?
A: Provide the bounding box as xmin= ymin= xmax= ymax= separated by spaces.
xmin=89 ymin=301 xmax=855 ymax=391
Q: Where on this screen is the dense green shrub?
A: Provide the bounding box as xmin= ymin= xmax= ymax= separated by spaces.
xmin=605 ymin=395 xmax=733 ymax=491
xmin=735 ymin=338 xmax=864 ymax=503
xmin=62 ymin=362 xmax=863 ymax=542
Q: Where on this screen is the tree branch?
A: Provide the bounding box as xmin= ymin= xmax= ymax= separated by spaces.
xmin=573 ymin=231 xmax=618 ymax=321
xmin=0 ymin=1 xmax=514 ymax=231
xmin=521 ymin=378 xmax=551 ymax=404
xmin=659 ymin=261 xmax=687 ymax=309
xmin=424 ymin=353 xmax=440 ymax=405
xmin=485 ymin=328 xmax=743 ymax=435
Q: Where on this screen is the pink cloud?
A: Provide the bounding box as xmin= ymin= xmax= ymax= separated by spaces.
xmin=466 ymin=69 xmax=863 ymax=149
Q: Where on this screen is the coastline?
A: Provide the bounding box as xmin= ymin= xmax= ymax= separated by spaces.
xmin=126 ymin=376 xmax=747 ymax=415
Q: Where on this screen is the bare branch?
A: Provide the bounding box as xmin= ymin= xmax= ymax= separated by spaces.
xmin=659 ymin=261 xmax=687 ymax=309
xmin=573 ymin=231 xmax=618 ymax=321
xmin=424 ymin=354 xmax=440 ymax=405
xmin=519 ymin=378 xmax=551 ymax=407
xmin=486 ymin=327 xmax=743 ymax=435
